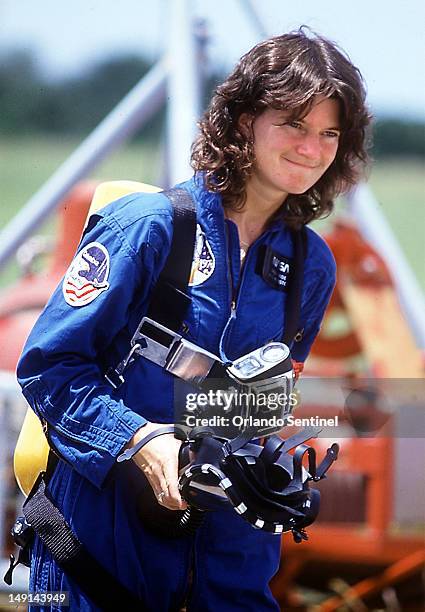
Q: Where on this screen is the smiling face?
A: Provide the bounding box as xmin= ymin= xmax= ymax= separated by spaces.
xmin=241 ymin=97 xmax=341 ymax=203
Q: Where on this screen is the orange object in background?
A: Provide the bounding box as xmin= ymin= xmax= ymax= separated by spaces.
xmin=0 ymin=181 xmax=98 ymax=371
xmin=312 ymin=218 xmax=392 ymax=362
xmin=311 ymin=217 xmax=423 ymax=377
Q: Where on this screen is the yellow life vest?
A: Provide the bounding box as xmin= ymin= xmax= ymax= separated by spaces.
xmin=14 ymin=181 xmax=162 ymax=496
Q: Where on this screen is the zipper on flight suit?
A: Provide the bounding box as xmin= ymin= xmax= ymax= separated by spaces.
xmin=219 ymin=220 xmax=265 ymax=361
xmin=218 ymin=222 xmax=241 ymax=361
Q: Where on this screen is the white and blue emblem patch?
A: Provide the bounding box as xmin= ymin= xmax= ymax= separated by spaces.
xmin=189 ymin=224 xmax=215 ymax=286
xmin=62 ymin=242 xmax=110 ymax=307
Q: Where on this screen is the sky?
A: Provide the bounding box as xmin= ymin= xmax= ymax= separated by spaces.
xmin=1 ymin=0 xmax=424 ymax=120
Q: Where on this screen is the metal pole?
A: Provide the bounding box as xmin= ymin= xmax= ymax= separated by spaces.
xmin=239 ymin=0 xmax=269 ymax=40
xmin=166 ymin=0 xmax=202 ymax=186
xmin=0 ymin=60 xmax=168 ymax=271
xmin=347 ymin=184 xmax=425 ymax=348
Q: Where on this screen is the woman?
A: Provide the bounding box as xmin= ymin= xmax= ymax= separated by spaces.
xmin=17 ymin=28 xmax=370 ymax=611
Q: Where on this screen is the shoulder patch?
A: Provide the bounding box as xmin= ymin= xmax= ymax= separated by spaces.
xmin=62 ymin=242 xmax=110 ymax=307
xmin=189 ymin=224 xmax=215 ymax=286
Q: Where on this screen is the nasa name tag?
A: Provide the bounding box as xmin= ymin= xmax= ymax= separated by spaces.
xmin=256 ymin=245 xmax=293 ymax=292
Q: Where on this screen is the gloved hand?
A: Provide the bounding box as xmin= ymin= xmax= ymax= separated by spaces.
xmin=127 ymin=422 xmax=188 ymax=511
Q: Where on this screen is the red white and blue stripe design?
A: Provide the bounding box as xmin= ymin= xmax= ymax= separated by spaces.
xmin=62 ymin=242 xmax=110 ymax=307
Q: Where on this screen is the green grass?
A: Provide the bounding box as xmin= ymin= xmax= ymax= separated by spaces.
xmin=0 ymin=135 xmax=161 ymax=286
xmin=368 ymin=158 xmax=425 ymax=286
xmin=0 ymin=135 xmax=161 ymax=228
xmin=1 ymin=136 xmax=424 ymax=290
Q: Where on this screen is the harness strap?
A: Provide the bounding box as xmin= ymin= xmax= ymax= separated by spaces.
xmin=289 ymin=444 xmax=317 ymax=492
xmin=146 ymin=188 xmax=197 ymax=331
xmin=107 ymin=197 xmax=307 ymax=390
xmin=260 ymin=426 xmax=321 ymax=464
xmin=22 ymin=476 xmax=146 ymax=611
xmin=282 ymin=227 xmax=307 ymax=345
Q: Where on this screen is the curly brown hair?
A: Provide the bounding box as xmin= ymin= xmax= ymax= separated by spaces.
xmin=191 ymin=28 xmax=372 ymax=228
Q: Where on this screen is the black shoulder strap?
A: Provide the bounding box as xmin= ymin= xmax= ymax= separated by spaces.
xmin=146 ymin=187 xmax=197 ymax=331
xmin=281 ymin=227 xmax=307 ymax=346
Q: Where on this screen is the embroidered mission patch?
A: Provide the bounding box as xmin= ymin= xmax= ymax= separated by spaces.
xmin=189 ymin=224 xmax=215 ymax=286
xmin=62 ymin=242 xmax=110 ymax=306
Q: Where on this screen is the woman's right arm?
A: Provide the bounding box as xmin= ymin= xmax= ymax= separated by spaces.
xmin=17 ymin=195 xmax=175 ymax=491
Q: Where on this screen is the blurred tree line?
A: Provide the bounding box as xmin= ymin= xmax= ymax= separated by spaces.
xmin=0 ymin=51 xmax=163 ymax=141
xmin=1 ymin=50 xmax=424 ymax=158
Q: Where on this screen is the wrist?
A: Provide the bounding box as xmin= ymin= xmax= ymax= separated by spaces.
xmin=126 ymin=420 xmax=154 ymax=450
xmin=117 ymin=424 xmax=176 ymax=464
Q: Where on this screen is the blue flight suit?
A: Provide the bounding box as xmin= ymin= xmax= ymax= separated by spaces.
xmin=17 ymin=175 xmax=336 ymax=611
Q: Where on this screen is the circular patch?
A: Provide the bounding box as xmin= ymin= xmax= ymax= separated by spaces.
xmin=62 ymin=242 xmax=110 ymax=307
xmin=189 ymin=224 xmax=216 ymax=287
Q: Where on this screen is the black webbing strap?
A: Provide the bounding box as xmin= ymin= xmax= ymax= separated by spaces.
xmin=315 ymin=442 xmax=339 ymax=480
xmin=260 ymin=427 xmax=321 ymax=465
xmin=225 ymin=425 xmax=260 ymax=455
xmin=23 ymin=475 xmax=146 ymax=611
xmin=278 ymin=426 xmax=321 ymax=454
xmin=146 ymin=188 xmax=197 ymax=331
xmin=281 ymin=227 xmax=307 ymax=345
